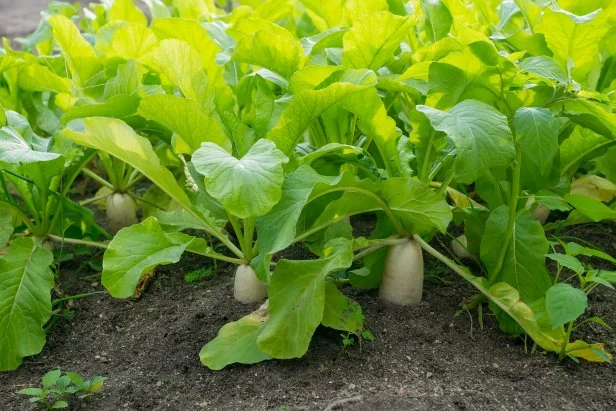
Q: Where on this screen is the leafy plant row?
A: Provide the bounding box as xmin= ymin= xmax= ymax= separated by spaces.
xmin=1 ymin=0 xmax=616 ymax=371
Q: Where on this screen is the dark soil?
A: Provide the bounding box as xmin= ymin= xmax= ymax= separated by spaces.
xmin=1 ymin=223 xmax=615 ymax=411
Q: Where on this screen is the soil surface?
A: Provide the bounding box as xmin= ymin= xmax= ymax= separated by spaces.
xmin=0 ymin=223 xmax=615 ymax=411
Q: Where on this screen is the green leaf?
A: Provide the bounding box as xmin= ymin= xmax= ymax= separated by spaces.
xmin=63 ymin=118 xmax=192 ymax=213
xmin=0 ymin=205 xmax=13 ymax=248
xmin=595 ymin=146 xmax=616 ymax=183
xmin=310 ymin=177 xmax=451 ymax=235
xmin=233 ymin=19 xmax=304 ymax=79
xmin=102 ymin=217 xmax=203 ymax=298
xmin=17 ymin=63 xmax=71 ymax=93
xmin=417 ymin=100 xmax=515 ymax=184
xmin=42 ymin=369 xmax=62 ymax=387
xmin=102 ymin=23 xmax=158 ymax=60
xmin=257 ymin=238 xmax=353 ymax=358
xmin=0 ymin=238 xmax=54 ymax=371
xmin=173 ymin=0 xmax=216 ymax=20
xmin=0 ymin=127 xmax=61 ymax=163
xmin=321 ymin=283 xmax=364 ymax=334
xmin=481 ymin=207 xmax=552 ymax=303
xmin=381 ymin=178 xmax=452 ymax=234
xmin=546 ymin=254 xmax=584 ymax=275
xmin=199 ymin=304 xmax=271 ymax=370
xmin=565 ymin=242 xmax=616 ymax=264
xmin=252 ymin=166 xmax=343 ymax=278
xmin=564 ymin=194 xmax=616 ymax=222
xmin=342 ymin=11 xmax=413 ymax=70
xmin=267 ymin=69 xmax=377 ymax=154
xmin=301 ymin=27 xmax=348 ymax=55
xmin=560 ymin=100 xmax=616 ymax=141
xmin=518 ymin=56 xmax=569 ymax=85
xmin=545 ymin=284 xmax=588 ymax=329
xmin=64 ymin=372 xmax=84 ymax=387
xmin=109 ymin=0 xmax=147 ymax=26
xmin=141 ymin=39 xmax=213 ymax=112
xmin=138 ymin=95 xmax=231 ymax=155
xmin=425 ymin=43 xmax=514 ymax=109
xmin=150 ymin=18 xmax=233 ymax=114
xmin=62 ymin=95 xmax=140 ymax=124
xmin=421 ymin=0 xmax=453 ymax=43
xmin=48 ymin=15 xmax=100 ymax=86
xmin=17 ymin=387 xmax=44 ymax=396
xmin=560 ymin=127 xmax=612 ymax=176
xmin=536 ymin=8 xmax=610 ymax=83
xmin=192 ymin=140 xmax=288 ymax=219
xmin=514 ymin=107 xmax=561 ymax=191
xmin=51 ymin=401 xmax=68 ymax=409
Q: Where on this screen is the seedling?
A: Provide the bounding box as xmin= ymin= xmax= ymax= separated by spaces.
xmin=17 ymin=370 xmax=106 ymax=409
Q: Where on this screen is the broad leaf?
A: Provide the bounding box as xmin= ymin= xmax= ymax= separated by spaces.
xmin=560 ymin=127 xmax=612 ymax=177
xmin=545 ymin=284 xmax=587 ymax=329
xmin=518 ymin=56 xmax=569 ymax=85
xmin=200 ymin=303 xmax=271 ymax=370
xmin=150 ymin=18 xmax=233 ymax=113
xmin=141 ymin=39 xmax=213 ymax=112
xmin=564 ymin=194 xmax=616 ymax=222
xmin=560 ymin=100 xmax=616 ymax=141
xmin=233 ymin=19 xmax=304 ymax=79
xmin=381 ymin=178 xmax=452 ymax=234
xmin=102 ymin=23 xmax=158 ymax=60
xmin=102 ymin=218 xmax=204 ymax=298
xmin=138 ymin=95 xmax=231 ymax=155
xmin=0 ymin=238 xmax=54 ymax=371
xmin=421 ymin=0 xmax=453 ymax=43
xmin=546 ymin=254 xmax=584 ymax=275
xmin=108 ymin=0 xmax=147 ymax=26
xmin=252 ymin=166 xmax=343 ymax=278
xmin=48 ymin=15 xmax=100 ymax=86
xmin=321 ymin=282 xmax=364 ymax=334
xmin=417 ymin=100 xmax=515 ymax=184
xmin=310 ymin=177 xmax=451 ymax=235
xmin=342 ymin=11 xmax=412 ymax=70
xmin=192 ymin=140 xmax=288 ymax=219
xmin=0 ymin=204 xmax=13 ymax=248
xmin=0 ymin=127 xmax=60 ymax=163
xmin=257 ymin=238 xmax=353 ymax=358
xmin=267 ymin=69 xmax=377 ymax=154
xmin=514 ymin=107 xmax=561 ymax=191
xmin=536 ymin=8 xmax=610 ymax=84
xmin=481 ymin=206 xmax=552 ymax=303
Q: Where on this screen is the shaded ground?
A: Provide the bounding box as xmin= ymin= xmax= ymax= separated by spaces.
xmin=0 ymin=223 xmax=615 ymax=411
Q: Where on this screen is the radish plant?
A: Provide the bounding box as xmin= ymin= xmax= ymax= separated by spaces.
xmin=0 ymin=110 xmax=109 ymax=370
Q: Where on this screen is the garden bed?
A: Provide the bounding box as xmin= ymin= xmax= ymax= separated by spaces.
xmin=1 ymin=223 xmax=614 ymax=411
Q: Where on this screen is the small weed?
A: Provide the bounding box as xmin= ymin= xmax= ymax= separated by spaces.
xmin=184 ymin=267 xmax=213 ymax=283
xmin=17 ymin=369 xmax=106 ymax=409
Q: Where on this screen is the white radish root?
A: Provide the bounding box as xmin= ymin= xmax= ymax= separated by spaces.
xmin=451 ymin=234 xmax=472 ymax=259
xmin=379 ymin=239 xmax=424 ymax=305
xmin=106 ymin=192 xmax=138 ymax=233
xmin=234 ymin=264 xmax=267 ymax=304
xmin=532 ymin=204 xmax=550 ymax=224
